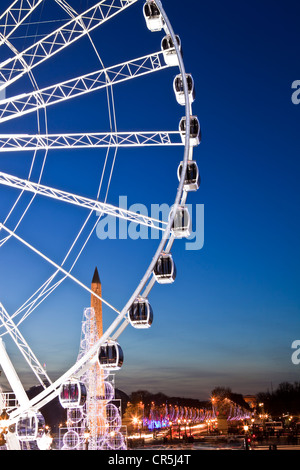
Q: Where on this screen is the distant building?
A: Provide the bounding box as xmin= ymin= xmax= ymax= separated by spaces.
xmin=243 ymin=395 xmax=257 ymax=409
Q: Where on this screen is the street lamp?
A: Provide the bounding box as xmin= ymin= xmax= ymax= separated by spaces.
xmin=206 ymin=419 xmax=211 ymax=435
xmin=243 ymin=425 xmax=250 ymax=451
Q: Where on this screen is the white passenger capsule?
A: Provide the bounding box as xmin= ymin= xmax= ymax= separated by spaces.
xmin=179 ymin=116 xmax=201 ymax=146
xmin=143 ymin=1 xmax=164 ymax=32
xmin=98 ymin=340 xmax=124 ymax=371
xmin=170 ymin=206 xmax=191 ymax=238
xmin=128 ymin=297 xmax=153 ymax=329
xmin=16 ymin=411 xmax=45 ymax=442
xmin=173 ymin=74 xmax=195 ymax=106
xmin=59 ymin=379 xmax=87 ymax=409
xmin=153 ymin=253 xmax=176 ymax=284
xmin=161 ymin=34 xmax=181 ymax=66
xmin=177 ymin=160 xmax=200 ymax=192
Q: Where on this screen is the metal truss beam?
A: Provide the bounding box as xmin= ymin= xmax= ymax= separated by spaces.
xmin=0 ymin=130 xmax=182 ymax=151
xmin=0 ymin=302 xmax=52 ymax=388
xmin=0 ymin=51 xmax=168 ymax=122
xmin=0 ymin=171 xmax=168 ymax=231
xmin=0 ymin=0 xmax=44 ymax=46
xmin=0 ymin=222 xmax=121 ymax=315
xmin=0 ymin=0 xmax=138 ymax=88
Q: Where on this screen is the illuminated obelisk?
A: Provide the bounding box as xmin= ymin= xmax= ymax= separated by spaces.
xmin=91 ymin=267 xmax=103 ymax=338
xmin=88 ymin=267 xmax=106 ymax=447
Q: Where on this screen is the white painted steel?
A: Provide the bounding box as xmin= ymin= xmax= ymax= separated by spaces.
xmin=0 ymin=0 xmax=198 ymax=434
xmin=0 ymin=130 xmax=182 ymax=151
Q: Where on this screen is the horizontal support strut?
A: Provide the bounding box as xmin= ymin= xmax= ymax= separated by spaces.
xmin=0 ymin=130 xmax=183 ymax=151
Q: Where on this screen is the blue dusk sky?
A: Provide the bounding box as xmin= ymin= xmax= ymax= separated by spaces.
xmin=0 ymin=0 xmax=299 ymax=401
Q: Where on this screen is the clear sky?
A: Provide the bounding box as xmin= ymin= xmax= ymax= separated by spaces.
xmin=0 ymin=0 xmax=299 ymax=402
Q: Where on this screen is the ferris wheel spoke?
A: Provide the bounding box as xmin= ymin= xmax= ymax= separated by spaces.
xmin=12 ymin=272 xmax=65 ymax=325
xmin=0 ymin=302 xmax=52 ymax=388
xmin=0 ymin=0 xmax=44 ymax=46
xmin=0 ymin=130 xmax=182 ymax=151
xmin=0 ymin=0 xmax=139 ymax=89
xmin=54 ymin=0 xmax=80 ymax=19
xmin=0 ymin=171 xmax=168 ymax=231
xmin=0 ymin=51 xmax=169 ymax=122
xmin=0 ymin=222 xmax=121 ymax=315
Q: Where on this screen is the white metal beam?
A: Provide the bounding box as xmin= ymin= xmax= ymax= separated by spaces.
xmin=0 ymin=0 xmax=44 ymax=46
xmin=0 ymin=337 xmax=30 ymax=408
xmin=0 ymin=302 xmax=52 ymax=388
xmin=0 ymin=51 xmax=169 ymax=122
xmin=0 ymin=130 xmax=182 ymax=151
xmin=0 ymin=0 xmax=138 ymax=89
xmin=0 ymin=222 xmax=121 ymax=315
xmin=0 ymin=170 xmax=168 ymax=231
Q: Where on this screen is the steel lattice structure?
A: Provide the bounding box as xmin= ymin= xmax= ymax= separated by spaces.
xmin=59 ymin=307 xmax=126 ymax=450
xmin=0 ymin=131 xmax=182 ymax=151
xmin=0 ymin=0 xmax=200 ymax=450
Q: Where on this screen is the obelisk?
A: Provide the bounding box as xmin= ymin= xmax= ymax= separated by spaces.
xmin=91 ymin=267 xmax=103 ymax=338
xmin=90 ymin=267 xmax=106 ymax=441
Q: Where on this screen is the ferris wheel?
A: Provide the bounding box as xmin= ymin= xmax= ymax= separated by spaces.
xmin=0 ymin=0 xmax=200 ymax=449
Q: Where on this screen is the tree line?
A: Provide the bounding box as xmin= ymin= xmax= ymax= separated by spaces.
xmin=257 ymin=382 xmax=300 ymax=416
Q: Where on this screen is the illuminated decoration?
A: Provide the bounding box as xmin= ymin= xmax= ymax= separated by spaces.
xmin=227 ymin=403 xmax=251 ymax=422
xmin=141 ymin=402 xmax=218 ymax=431
xmin=147 ymin=419 xmax=169 ymax=430
xmin=58 ymin=270 xmax=126 ymax=450
xmin=62 ymin=430 xmax=80 ymax=450
xmin=105 ymin=403 xmax=120 ymax=424
xmin=59 ymin=305 xmax=126 ymax=450
xmin=68 ymin=407 xmax=84 ymax=425
xmin=36 ymin=432 xmax=53 ymax=451
xmin=106 ymin=431 xmax=126 ymax=450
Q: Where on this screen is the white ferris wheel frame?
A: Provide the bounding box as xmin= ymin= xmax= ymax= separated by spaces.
xmin=0 ymin=0 xmax=196 ymax=426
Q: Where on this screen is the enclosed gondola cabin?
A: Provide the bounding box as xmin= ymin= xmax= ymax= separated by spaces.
xmin=16 ymin=411 xmax=45 ymax=442
xmin=170 ymin=206 xmax=191 ymax=238
xmin=143 ymin=1 xmax=164 ymax=31
xmin=59 ymin=380 xmax=87 ymax=409
xmin=179 ymin=116 xmax=201 ymax=147
xmin=161 ymin=34 xmax=181 ymax=66
xmin=128 ymin=297 xmax=153 ymax=329
xmin=173 ymin=74 xmax=195 ymax=106
xmin=153 ymin=253 xmax=176 ymax=284
xmin=177 ymin=160 xmax=200 ymax=192
xmin=98 ymin=341 xmax=124 ymax=371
